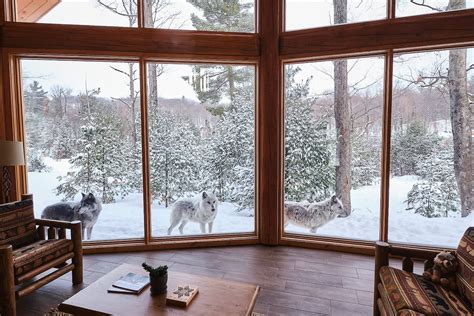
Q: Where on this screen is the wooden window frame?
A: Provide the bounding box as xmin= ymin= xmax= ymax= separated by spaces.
xmin=0 ymin=0 xmax=473 ymax=254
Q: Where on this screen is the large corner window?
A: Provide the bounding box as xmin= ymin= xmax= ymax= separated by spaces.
xmin=389 ymin=47 xmax=473 ymax=248
xmin=396 ymin=0 xmax=474 ymax=17
xmin=15 ymin=0 xmax=256 ymax=32
xmin=283 ymin=56 xmax=385 ymax=241
xmin=21 ymin=59 xmax=144 ymax=241
xmin=285 ymin=0 xmax=387 ymax=31
xmin=143 ymin=0 xmax=256 ymax=32
xmin=147 ymin=63 xmax=256 ymax=237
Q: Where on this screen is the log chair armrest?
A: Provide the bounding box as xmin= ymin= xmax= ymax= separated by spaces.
xmin=35 ymin=219 xmax=81 ymax=230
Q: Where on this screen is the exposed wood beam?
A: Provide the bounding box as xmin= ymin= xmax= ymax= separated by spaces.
xmin=281 ymin=9 xmax=474 ymax=60
xmin=1 ymin=22 xmax=260 ymax=59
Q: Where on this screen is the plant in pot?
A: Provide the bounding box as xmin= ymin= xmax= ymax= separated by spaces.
xmin=142 ymin=262 xmax=168 ymax=295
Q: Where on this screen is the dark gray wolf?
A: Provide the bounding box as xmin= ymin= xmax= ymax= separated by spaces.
xmin=167 ymin=192 xmax=218 ymax=235
xmin=41 ymin=193 xmax=102 ymax=240
xmin=284 ymin=195 xmax=347 ymax=233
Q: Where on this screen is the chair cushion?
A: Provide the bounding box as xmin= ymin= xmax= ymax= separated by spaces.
xmin=13 ymin=239 xmax=74 ymax=276
xmin=379 ymin=266 xmax=472 ymax=315
xmin=0 ymin=199 xmax=37 ymax=248
xmin=456 ymin=227 xmax=474 ymax=307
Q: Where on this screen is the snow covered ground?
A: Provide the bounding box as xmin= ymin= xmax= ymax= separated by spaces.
xmin=28 ymin=158 xmax=471 ymax=247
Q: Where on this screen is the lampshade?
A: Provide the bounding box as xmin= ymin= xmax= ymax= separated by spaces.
xmin=0 ymin=140 xmax=25 ymax=166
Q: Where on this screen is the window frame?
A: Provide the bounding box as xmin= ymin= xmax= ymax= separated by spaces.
xmin=0 ymin=0 xmax=473 ymax=254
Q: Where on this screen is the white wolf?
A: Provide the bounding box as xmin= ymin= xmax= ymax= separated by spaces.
xmin=167 ymin=192 xmax=219 ymax=235
xmin=284 ymin=195 xmax=347 ymax=233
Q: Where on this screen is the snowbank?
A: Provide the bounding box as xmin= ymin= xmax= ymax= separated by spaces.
xmin=28 ymin=159 xmax=471 ymax=247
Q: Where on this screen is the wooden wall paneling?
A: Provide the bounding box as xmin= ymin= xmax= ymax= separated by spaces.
xmin=15 ymin=0 xmax=60 ymax=23
xmin=2 ymin=23 xmax=260 ymax=57
xmin=379 ymin=51 xmax=394 ymax=242
xmin=139 ymin=58 xmax=151 ymax=244
xmin=280 ymin=9 xmax=474 ymax=59
xmin=258 ymin=0 xmax=281 ymax=245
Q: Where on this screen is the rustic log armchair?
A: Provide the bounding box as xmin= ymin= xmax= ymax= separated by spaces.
xmin=0 ymin=194 xmax=83 ymax=316
xmin=374 ymin=227 xmax=473 ymax=316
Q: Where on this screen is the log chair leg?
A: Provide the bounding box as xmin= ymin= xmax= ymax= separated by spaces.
xmin=71 ymin=221 xmax=83 ymax=285
xmin=373 ymin=242 xmax=390 ymax=316
xmin=0 ymin=245 xmax=16 ymax=316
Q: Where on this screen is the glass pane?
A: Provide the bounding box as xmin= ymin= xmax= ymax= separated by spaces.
xmin=21 ymin=59 xmax=143 ymax=241
xmin=17 ymin=0 xmax=137 ymax=26
xmin=148 ymin=63 xmax=256 ymax=237
xmin=285 ymin=0 xmax=387 ymax=31
xmin=389 ymin=48 xmax=473 ymax=248
xmin=283 ymin=56 xmax=384 ymax=241
xmin=397 ymin=0 xmax=474 ymax=18
xmin=143 ymin=0 xmax=255 ymax=32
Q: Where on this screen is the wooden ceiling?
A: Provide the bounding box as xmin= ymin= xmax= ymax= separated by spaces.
xmin=16 ymin=0 xmax=59 ymax=23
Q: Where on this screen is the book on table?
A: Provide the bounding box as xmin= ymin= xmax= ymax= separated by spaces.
xmin=107 ymin=273 xmax=150 ymax=294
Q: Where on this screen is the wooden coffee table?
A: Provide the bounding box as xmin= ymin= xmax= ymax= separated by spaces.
xmin=59 ymin=263 xmax=259 ymax=316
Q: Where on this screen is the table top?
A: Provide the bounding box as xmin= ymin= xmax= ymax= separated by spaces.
xmin=59 ymin=263 xmax=259 ymax=316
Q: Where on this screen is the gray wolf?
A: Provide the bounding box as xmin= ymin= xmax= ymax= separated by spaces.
xmin=41 ymin=193 xmax=102 ymax=240
xmin=284 ymin=195 xmax=347 ymax=233
xmin=167 ymin=192 xmax=218 ymax=235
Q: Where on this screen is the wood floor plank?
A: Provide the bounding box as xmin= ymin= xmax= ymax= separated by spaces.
xmin=15 ymin=245 xmax=375 ymax=316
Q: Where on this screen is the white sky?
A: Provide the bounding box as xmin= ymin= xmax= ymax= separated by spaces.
xmin=21 ymin=0 xmax=474 ymax=100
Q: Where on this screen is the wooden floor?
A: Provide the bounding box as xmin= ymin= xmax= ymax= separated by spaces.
xmin=16 ymin=245 xmax=378 ymax=315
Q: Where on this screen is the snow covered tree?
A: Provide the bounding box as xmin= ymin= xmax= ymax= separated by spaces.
xmin=406 ymin=141 xmax=460 ymax=218
xmin=23 ymin=81 xmax=50 ymax=171
xmin=352 ymin=133 xmax=381 ymax=188
xmin=149 ymin=109 xmax=200 ymax=206
xmin=284 ymin=66 xmax=333 ymax=202
xmin=391 ymin=121 xmax=441 ymax=176
xmin=199 ymin=85 xmax=255 ymax=211
xmin=56 ymin=89 xmax=131 ymax=203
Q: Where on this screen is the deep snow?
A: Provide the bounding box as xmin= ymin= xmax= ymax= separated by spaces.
xmin=28 ymin=158 xmax=471 ymax=247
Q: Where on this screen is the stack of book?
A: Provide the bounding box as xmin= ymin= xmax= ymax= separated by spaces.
xmin=107 ymin=273 xmax=150 ymax=294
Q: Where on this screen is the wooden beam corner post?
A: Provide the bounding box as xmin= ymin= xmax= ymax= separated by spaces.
xmin=0 ymin=245 xmax=16 ymax=316
xmin=258 ymin=0 xmax=282 ymax=245
xmin=70 ymin=221 xmax=83 ymax=285
xmin=373 ymin=241 xmax=390 ymax=316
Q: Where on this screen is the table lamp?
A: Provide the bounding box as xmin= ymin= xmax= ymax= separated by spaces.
xmin=0 ymin=140 xmax=25 ymax=203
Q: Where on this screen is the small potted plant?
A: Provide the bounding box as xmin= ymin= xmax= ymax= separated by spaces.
xmin=142 ymin=262 xmax=168 ymax=295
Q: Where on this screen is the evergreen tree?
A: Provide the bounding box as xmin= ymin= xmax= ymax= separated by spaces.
xmin=23 ymin=81 xmax=50 ymax=172
xmin=187 ymin=1 xmax=254 ymax=106
xmin=199 ymin=85 xmax=255 ymax=211
xmin=56 ymin=90 xmax=130 ymax=203
xmin=149 ymin=109 xmax=200 ymax=206
xmin=284 ymin=67 xmax=333 ymax=202
xmin=352 ymin=134 xmax=381 ymax=188
xmin=406 ymin=142 xmax=460 ymax=217
xmin=391 ymin=120 xmax=441 ymax=176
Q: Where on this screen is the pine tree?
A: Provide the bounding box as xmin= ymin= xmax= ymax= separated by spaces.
xmin=284 ymin=67 xmax=333 ymax=202
xmin=56 ymin=90 xmax=131 ymax=203
xmin=149 ymin=109 xmax=200 ymax=206
xmin=186 ymin=1 xmax=254 ymax=106
xmin=406 ymin=141 xmax=460 ymax=217
xmin=352 ymin=134 xmax=381 ymax=188
xmin=23 ymin=81 xmax=50 ymax=172
xmin=391 ymin=120 xmax=441 ymax=176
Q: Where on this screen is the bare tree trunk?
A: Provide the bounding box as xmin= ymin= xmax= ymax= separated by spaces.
xmin=333 ymin=0 xmax=351 ymax=213
xmin=129 ymin=63 xmax=138 ymax=148
xmin=447 ymin=0 xmax=472 ymax=217
xmin=448 ymin=49 xmax=472 ymax=216
xmin=145 ymin=0 xmax=158 ymax=112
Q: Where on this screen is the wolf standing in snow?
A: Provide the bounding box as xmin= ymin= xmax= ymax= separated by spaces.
xmin=167 ymin=192 xmax=218 ymax=235
xmin=41 ymin=193 xmax=102 ymax=240
xmin=284 ymin=195 xmax=347 ymax=233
